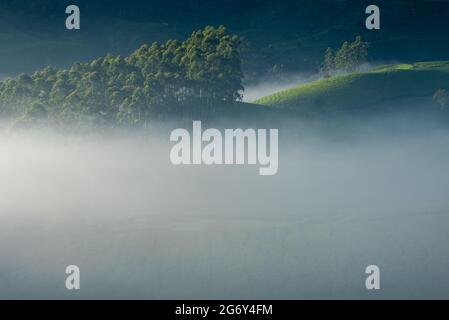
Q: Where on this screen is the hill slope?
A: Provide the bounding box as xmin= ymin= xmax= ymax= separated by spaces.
xmin=254 ymin=61 xmax=449 ymax=115
xmin=0 ymin=0 xmax=449 ymax=76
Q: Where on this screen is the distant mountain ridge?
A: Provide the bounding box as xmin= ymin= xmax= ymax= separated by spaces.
xmin=0 ymin=0 xmax=448 ymax=77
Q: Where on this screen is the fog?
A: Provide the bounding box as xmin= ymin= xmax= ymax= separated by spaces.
xmin=1 ymin=117 xmax=449 ymax=299
xmin=242 ymin=73 xmax=317 ymax=102
xmin=0 ymin=73 xmax=11 ymax=81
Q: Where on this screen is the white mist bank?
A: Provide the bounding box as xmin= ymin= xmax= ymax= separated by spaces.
xmin=169 ymin=121 xmax=279 ymax=175
xmin=1 ymin=121 xmax=449 ymax=299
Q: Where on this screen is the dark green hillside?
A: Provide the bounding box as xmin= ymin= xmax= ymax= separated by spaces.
xmin=0 ymin=0 xmax=448 ymax=77
xmin=255 ymin=61 xmax=449 ymax=115
xmin=0 ymin=26 xmax=253 ymax=127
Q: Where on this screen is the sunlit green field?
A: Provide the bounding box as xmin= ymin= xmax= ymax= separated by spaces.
xmin=255 ymin=61 xmax=449 ymax=115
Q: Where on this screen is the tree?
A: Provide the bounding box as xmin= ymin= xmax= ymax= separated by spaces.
xmin=0 ymin=25 xmax=246 ymax=127
xmin=25 ymin=102 xmax=48 ymax=119
xmin=321 ymin=36 xmax=369 ymax=75
xmin=11 ymin=101 xmax=48 ymax=129
xmin=182 ymin=25 xmax=244 ymax=105
xmin=320 ymin=48 xmax=335 ymax=77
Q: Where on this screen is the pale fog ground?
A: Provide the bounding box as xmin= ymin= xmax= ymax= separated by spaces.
xmin=1 ymin=117 xmax=449 ymax=299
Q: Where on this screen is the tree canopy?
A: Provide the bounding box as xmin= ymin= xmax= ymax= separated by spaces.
xmin=0 ymin=25 xmax=244 ymax=127
xmin=321 ymin=36 xmax=369 ymax=77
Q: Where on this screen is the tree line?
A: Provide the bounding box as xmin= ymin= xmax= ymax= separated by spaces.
xmin=320 ymin=36 xmax=369 ymax=77
xmin=0 ymin=25 xmax=244 ymax=127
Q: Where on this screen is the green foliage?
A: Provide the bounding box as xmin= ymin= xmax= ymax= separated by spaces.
xmin=321 ymin=36 xmax=369 ymax=75
xmin=10 ymin=101 xmax=48 ymax=129
xmin=320 ymin=48 xmax=335 ymax=78
xmin=256 ymin=61 xmax=449 ymax=115
xmin=0 ymin=26 xmax=244 ymax=126
xmin=25 ymin=102 xmax=48 ymax=119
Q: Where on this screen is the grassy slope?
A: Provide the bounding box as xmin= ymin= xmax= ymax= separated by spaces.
xmin=254 ymin=61 xmax=449 ymax=115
